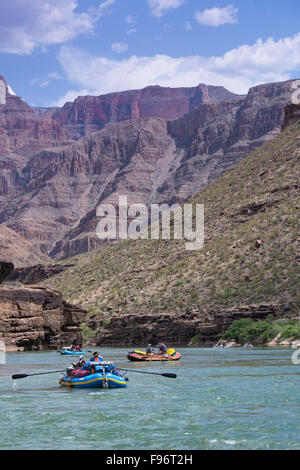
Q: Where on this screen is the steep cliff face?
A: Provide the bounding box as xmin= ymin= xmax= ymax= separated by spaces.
xmin=53 ymin=84 xmax=242 ymax=140
xmin=88 ymin=304 xmax=284 ymax=346
xmin=0 ymin=285 xmax=86 ymax=351
xmin=1 ymin=118 xmax=174 ymax=258
xmin=0 ymin=225 xmax=51 ymax=267
xmin=0 ymin=78 xmax=296 ymax=262
xmin=227 ymin=80 xmax=294 ymax=143
xmin=0 ymin=76 xmax=67 ymax=155
xmin=40 ymin=102 xmax=300 ymax=345
xmin=282 ymin=103 xmax=300 ymax=129
xmin=6 ymin=263 xmax=71 ymax=284
xmin=0 ymin=261 xmax=86 ymax=351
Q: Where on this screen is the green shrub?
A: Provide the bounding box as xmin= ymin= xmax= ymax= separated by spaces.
xmin=223 ymin=317 xmax=300 ymax=344
xmin=81 ymin=323 xmax=94 ymax=341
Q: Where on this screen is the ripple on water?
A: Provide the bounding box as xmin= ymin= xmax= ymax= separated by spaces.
xmin=0 ymin=347 xmax=300 ymax=449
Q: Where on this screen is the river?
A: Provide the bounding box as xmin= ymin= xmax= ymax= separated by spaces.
xmin=0 ymin=347 xmax=299 ymax=450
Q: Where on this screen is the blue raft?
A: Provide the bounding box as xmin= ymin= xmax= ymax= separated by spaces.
xmin=59 ymin=372 xmax=127 ymax=389
xmin=59 ymin=348 xmax=85 ymax=356
xmin=59 ymin=362 xmax=127 ymax=389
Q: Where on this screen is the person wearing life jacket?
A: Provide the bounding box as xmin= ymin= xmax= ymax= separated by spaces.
xmin=75 ymin=355 xmax=85 ymax=369
xmin=90 ymin=351 xmax=104 ymax=362
xmin=157 ymin=342 xmax=167 ymax=355
xmin=146 ymin=344 xmax=153 ymax=355
xmin=79 ymin=361 xmax=100 ymax=375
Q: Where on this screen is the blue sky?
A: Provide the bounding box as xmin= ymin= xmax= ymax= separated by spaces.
xmin=1 ymin=0 xmax=300 ymax=106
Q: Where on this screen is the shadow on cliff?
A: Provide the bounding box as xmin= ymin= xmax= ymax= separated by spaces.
xmin=0 ymin=261 xmax=14 ymax=284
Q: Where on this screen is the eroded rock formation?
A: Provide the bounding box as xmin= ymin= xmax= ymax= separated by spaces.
xmin=0 ymin=75 xmax=68 ymax=154
xmin=6 ymin=263 xmax=73 ymax=284
xmin=0 ymin=77 xmax=296 ymax=262
xmin=53 ymin=84 xmax=242 ymax=140
xmin=88 ymin=304 xmax=284 ymax=346
xmin=0 ymin=261 xmax=86 ymax=350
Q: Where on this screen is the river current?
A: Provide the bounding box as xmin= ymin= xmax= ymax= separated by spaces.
xmin=0 ymin=347 xmax=299 ymax=450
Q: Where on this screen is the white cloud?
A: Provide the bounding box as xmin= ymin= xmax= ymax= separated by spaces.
xmin=185 ymin=21 xmax=192 ymax=31
xmin=30 ymin=73 xmax=61 ymax=87
xmin=54 ymin=88 xmax=91 ymax=106
xmin=54 ymin=33 xmax=300 ymax=106
xmin=195 ymin=5 xmax=238 ymax=27
xmin=125 ymin=15 xmax=135 ymax=24
xmin=39 ymin=80 xmax=51 ymax=87
xmin=48 ymin=72 xmax=62 ymax=80
xmin=127 ymin=28 xmax=137 ymax=36
xmin=0 ymin=0 xmax=114 ymax=55
xmin=111 ymin=42 xmax=129 ymax=53
xmin=98 ymin=0 xmax=115 ymax=13
xmin=148 ymin=0 xmax=185 ymax=18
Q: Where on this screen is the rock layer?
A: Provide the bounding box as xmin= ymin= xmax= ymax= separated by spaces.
xmin=88 ymin=304 xmax=284 ymax=346
xmin=0 ymin=285 xmax=86 ymax=351
xmin=0 ymin=78 xmax=296 ymax=262
xmin=53 ymin=84 xmax=242 ymax=140
xmin=6 ymin=263 xmax=73 ymax=284
xmin=0 ymin=261 xmax=86 ymax=350
xmin=0 ymin=75 xmax=68 ymax=154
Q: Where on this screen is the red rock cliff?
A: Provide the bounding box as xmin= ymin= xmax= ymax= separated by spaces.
xmin=53 ymin=84 xmax=242 ymax=139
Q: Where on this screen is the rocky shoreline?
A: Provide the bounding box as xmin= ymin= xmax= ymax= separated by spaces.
xmin=1 ymin=261 xmax=298 ymax=351
xmin=86 ymin=303 xmax=288 ymax=347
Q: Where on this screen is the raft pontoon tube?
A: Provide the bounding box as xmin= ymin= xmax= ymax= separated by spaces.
xmin=59 ymin=348 xmax=85 ymax=356
xmin=127 ymin=348 xmax=181 ymax=362
xmin=59 ymin=362 xmax=127 ymax=389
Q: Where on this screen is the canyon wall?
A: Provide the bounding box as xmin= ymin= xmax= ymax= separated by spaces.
xmin=0 ymin=78 xmax=296 ymax=262
xmin=0 ymin=262 xmax=86 ymax=350
xmin=88 ymin=304 xmax=285 ymax=346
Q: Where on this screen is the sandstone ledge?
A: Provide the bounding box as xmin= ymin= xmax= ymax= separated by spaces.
xmin=88 ymin=303 xmax=285 ymax=347
xmin=0 ymin=285 xmax=86 ymax=351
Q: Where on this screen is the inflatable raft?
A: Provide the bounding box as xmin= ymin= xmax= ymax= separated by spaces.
xmin=59 ymin=348 xmax=85 ymax=356
xmin=60 ymin=372 xmax=127 ymax=389
xmin=127 ymin=349 xmax=181 ymax=362
xmin=59 ymin=362 xmax=127 ymax=389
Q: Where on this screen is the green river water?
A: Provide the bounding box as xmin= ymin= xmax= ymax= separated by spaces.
xmin=0 ymin=347 xmax=299 ymax=450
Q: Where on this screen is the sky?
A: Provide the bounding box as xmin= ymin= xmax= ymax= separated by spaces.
xmin=0 ymin=0 xmax=300 ymax=107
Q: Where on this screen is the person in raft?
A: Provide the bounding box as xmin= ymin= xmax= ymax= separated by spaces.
xmin=74 ymin=355 xmax=86 ymax=369
xmin=146 ymin=344 xmax=153 ymax=355
xmin=157 ymin=342 xmax=167 ymax=355
xmin=90 ymin=351 xmax=104 ymax=362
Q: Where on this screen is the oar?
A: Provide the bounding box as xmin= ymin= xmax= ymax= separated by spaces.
xmin=119 ymin=368 xmax=177 ymax=379
xmin=12 ymin=370 xmax=66 ymax=380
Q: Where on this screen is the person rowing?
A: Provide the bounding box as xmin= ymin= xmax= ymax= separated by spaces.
xmin=146 ymin=344 xmax=154 ymax=355
xmin=157 ymin=342 xmax=167 ymax=355
xmin=74 ymin=355 xmax=85 ymax=368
